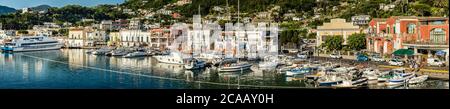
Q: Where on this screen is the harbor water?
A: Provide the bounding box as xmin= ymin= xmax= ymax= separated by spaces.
xmin=0 ymin=49 xmax=448 ymax=89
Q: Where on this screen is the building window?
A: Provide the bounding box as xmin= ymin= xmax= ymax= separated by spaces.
xmin=407 ymin=23 xmax=416 ymax=34
xmin=431 ymin=21 xmax=444 ymax=25
xmin=386 ymin=26 xmax=390 ymax=34
xmin=430 ymin=28 xmax=446 ymax=44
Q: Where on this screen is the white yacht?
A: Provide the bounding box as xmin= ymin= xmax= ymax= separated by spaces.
xmin=153 ymin=51 xmax=187 ymax=65
xmin=123 ymin=51 xmax=147 ymax=58
xmin=1 ymin=36 xmax=62 ymax=52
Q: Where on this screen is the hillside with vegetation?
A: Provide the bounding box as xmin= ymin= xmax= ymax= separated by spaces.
xmin=0 ymin=0 xmax=448 ymax=30
xmin=0 ymin=5 xmax=16 ymax=15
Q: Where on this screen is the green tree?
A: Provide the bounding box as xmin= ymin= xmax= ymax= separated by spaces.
xmin=322 ymin=35 xmax=344 ymax=51
xmin=347 ymin=33 xmax=366 ymax=51
xmin=306 ymin=33 xmax=316 ymax=39
xmin=58 ymin=28 xmax=69 ymax=36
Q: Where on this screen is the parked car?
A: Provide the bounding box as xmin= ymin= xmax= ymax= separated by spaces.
xmin=330 ymin=53 xmax=342 ymax=59
xmin=427 ymin=58 xmax=445 ymax=67
xmin=357 ymin=54 xmax=369 ymax=61
xmin=388 ymin=59 xmax=404 ymax=66
xmin=370 ymin=55 xmax=384 ymax=62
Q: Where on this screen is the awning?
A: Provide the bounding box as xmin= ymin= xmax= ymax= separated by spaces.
xmin=392 ymin=49 xmax=414 ymax=56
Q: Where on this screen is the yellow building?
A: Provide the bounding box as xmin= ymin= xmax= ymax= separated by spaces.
xmin=108 ymin=32 xmax=121 ymax=46
xmin=316 ymin=18 xmax=360 ymax=47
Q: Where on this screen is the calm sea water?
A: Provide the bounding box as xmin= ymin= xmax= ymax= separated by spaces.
xmin=0 ymin=49 xmax=448 ymax=89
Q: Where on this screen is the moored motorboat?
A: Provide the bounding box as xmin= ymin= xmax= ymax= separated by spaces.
xmin=318 ymin=75 xmax=344 ymax=86
xmin=184 ymin=58 xmax=207 ymax=70
xmin=111 ymin=50 xmax=129 ymax=56
xmin=217 ymin=63 xmax=252 ymax=72
xmin=92 ymin=47 xmax=113 ymax=55
xmin=285 ymin=67 xmax=313 ymax=77
xmin=388 ymin=73 xmax=415 ymax=85
xmin=332 ymin=80 xmax=357 ymax=88
xmin=123 ymin=51 xmax=147 ymax=58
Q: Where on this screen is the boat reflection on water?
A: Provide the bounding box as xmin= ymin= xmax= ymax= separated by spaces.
xmin=0 ymin=49 xmax=448 ymax=89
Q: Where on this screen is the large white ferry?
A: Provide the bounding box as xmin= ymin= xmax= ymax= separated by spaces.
xmin=1 ymin=36 xmax=62 ymax=52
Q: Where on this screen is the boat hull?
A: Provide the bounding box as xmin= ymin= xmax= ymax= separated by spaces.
xmin=218 ymin=64 xmax=252 ymax=72
xmin=319 ymin=81 xmax=343 ymax=86
xmin=2 ymin=44 xmax=62 ymax=52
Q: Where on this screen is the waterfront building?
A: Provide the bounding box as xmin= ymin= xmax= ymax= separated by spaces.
xmin=316 ymin=18 xmax=361 ymax=47
xmin=108 ymin=32 xmax=120 ymax=46
xmin=67 ymin=28 xmax=107 ymax=47
xmin=149 ymin=28 xmax=172 ymax=49
xmin=179 ymin=15 xmax=278 ymax=58
xmin=86 ymin=30 xmax=107 ymax=46
xmin=366 ymin=16 xmax=449 ymax=57
xmin=67 ymin=28 xmax=85 ymax=48
xmin=119 ymin=30 xmax=150 ymax=47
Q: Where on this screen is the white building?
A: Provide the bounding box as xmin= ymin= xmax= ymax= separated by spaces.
xmin=67 ymin=29 xmax=85 ymax=48
xmin=67 ymin=28 xmax=107 ymax=47
xmin=119 ymin=30 xmax=150 ymax=47
xmin=179 ymin=15 xmax=278 ymax=59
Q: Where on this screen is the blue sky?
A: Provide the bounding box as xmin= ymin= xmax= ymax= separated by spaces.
xmin=0 ymin=0 xmax=125 ymax=9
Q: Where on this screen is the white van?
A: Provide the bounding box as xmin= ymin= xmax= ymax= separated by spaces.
xmin=427 ymin=58 xmax=445 ymax=67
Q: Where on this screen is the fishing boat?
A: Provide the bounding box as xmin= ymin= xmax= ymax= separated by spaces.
xmin=408 ymin=75 xmax=428 ymax=84
xmin=1 ymin=36 xmax=62 ymax=52
xmin=388 ymin=73 xmax=415 ymax=85
xmin=352 ymin=77 xmax=368 ymax=86
xmin=123 ymin=51 xmax=147 ymax=58
xmin=318 ymin=75 xmax=344 ymax=86
xmin=332 ymin=80 xmax=357 ymax=88
xmin=184 ymin=58 xmax=206 ymax=70
xmin=285 ymin=67 xmax=313 ymax=76
xmin=217 ymin=63 xmax=252 ymax=72
xmin=362 ymin=68 xmax=380 ymax=80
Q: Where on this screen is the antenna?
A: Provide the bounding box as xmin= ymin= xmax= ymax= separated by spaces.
xmin=198 ymin=5 xmax=201 ymax=15
xmin=227 ymin=0 xmax=230 ymax=20
xmin=238 ymin=0 xmax=240 ymax=23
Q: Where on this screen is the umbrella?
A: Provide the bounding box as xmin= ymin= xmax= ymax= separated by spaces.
xmin=436 ymin=50 xmax=446 ymax=56
xmin=392 ymin=49 xmax=414 ymax=56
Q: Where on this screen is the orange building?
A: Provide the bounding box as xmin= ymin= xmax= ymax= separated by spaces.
xmin=367 ymin=16 xmax=449 ymax=57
